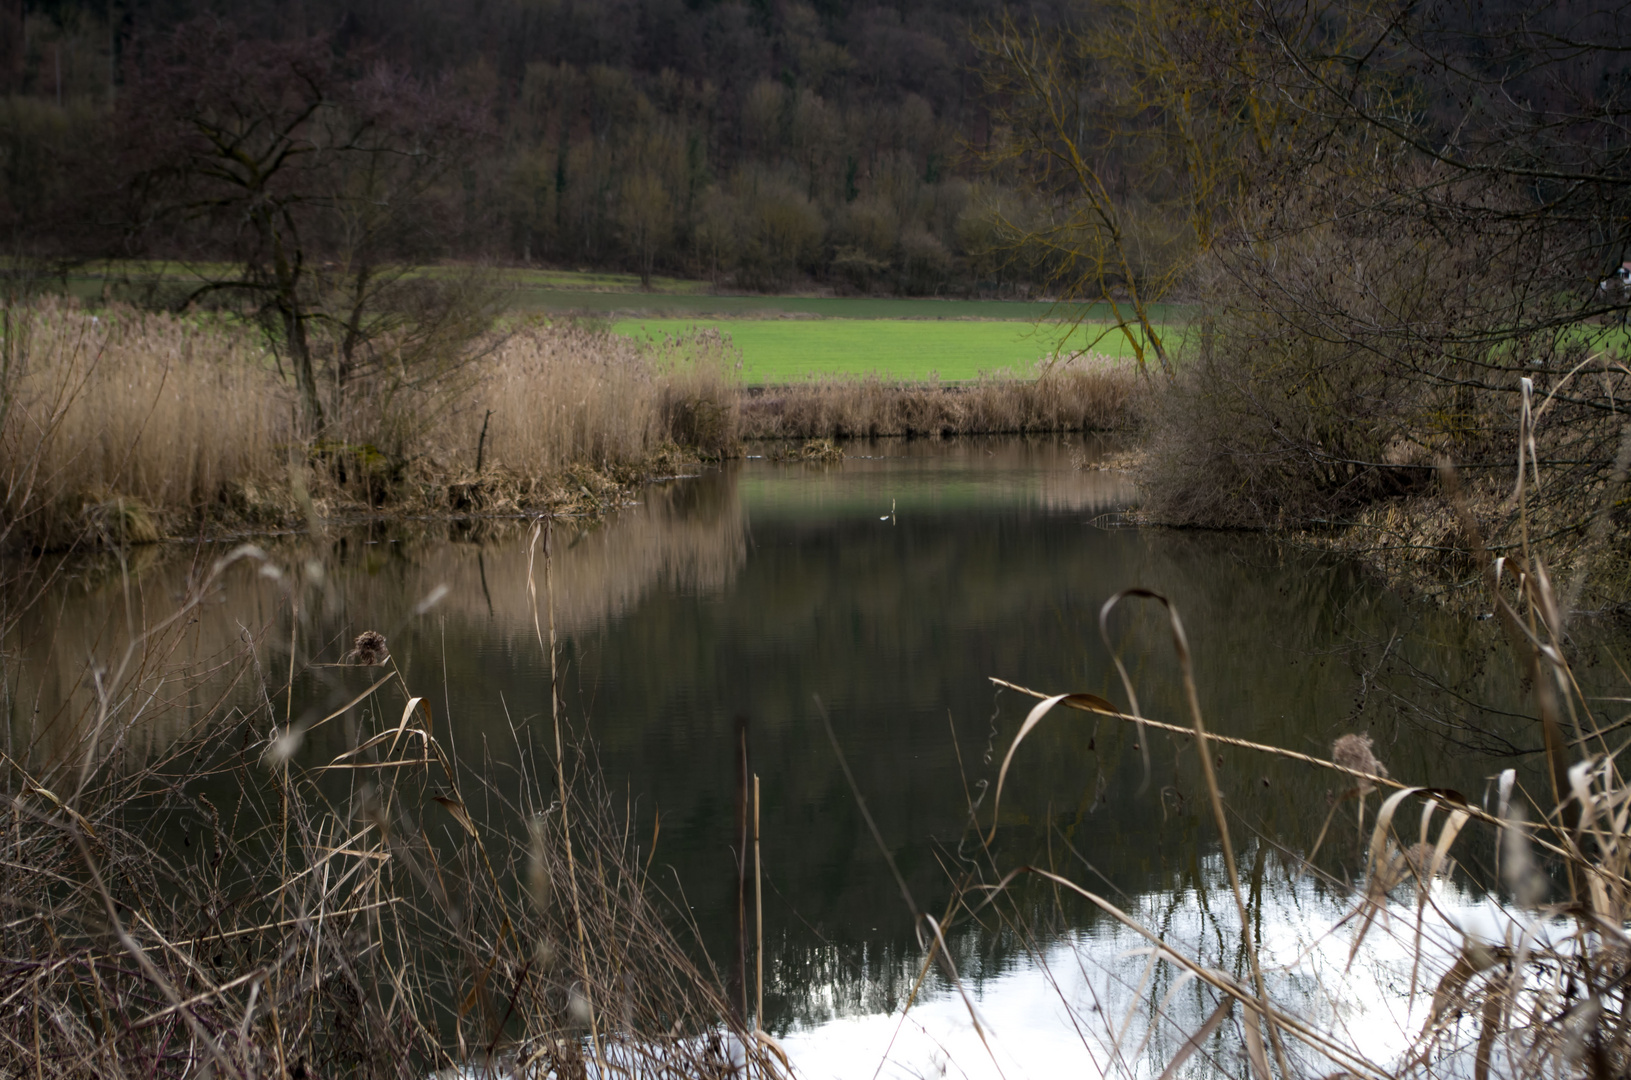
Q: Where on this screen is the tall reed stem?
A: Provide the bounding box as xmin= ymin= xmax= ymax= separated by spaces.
xmin=754 ymin=772 xmax=763 ymax=1032
xmin=532 ymin=519 xmax=603 ymax=1069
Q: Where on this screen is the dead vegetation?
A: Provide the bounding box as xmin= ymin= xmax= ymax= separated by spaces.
xmin=966 ymin=562 xmax=1631 ymax=1077
xmin=0 ymin=528 xmax=785 ymax=1079
xmin=739 ymin=359 xmax=1138 ymax=442
xmin=1139 ymin=303 xmax=1631 ymax=605
xmin=766 ymin=439 xmax=844 ymax=464
xmin=896 ymin=397 xmax=1631 ymax=1080
xmin=0 ymin=300 xmax=740 ymax=552
xmin=1 ymin=298 xmax=1138 ymax=553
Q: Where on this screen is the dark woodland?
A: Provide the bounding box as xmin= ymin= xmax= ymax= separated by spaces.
xmin=0 ymin=0 xmax=1077 ymax=294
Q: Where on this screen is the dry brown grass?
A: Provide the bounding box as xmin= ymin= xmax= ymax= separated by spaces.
xmin=0 ymin=299 xmax=296 ymax=551
xmin=0 ymin=538 xmax=784 ymax=1079
xmin=739 ymin=356 xmax=1139 ymax=441
xmin=973 ymin=538 xmax=1631 ymax=1078
xmin=429 ymin=324 xmax=739 ymax=477
xmin=926 ymin=394 xmax=1631 ymax=1080
xmin=0 ymin=301 xmax=741 ymax=550
xmin=1 ymin=296 xmax=1130 ymax=549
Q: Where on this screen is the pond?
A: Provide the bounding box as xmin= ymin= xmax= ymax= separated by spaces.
xmin=7 ymin=436 xmax=1602 ymax=1078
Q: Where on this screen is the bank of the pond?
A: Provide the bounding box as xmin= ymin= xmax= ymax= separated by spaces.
xmin=736 ymin=357 xmax=1136 ymax=441
xmin=0 ymin=300 xmax=1140 ymax=550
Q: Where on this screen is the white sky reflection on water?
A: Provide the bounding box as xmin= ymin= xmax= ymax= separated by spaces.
xmin=783 ymin=859 xmax=1522 ymax=1080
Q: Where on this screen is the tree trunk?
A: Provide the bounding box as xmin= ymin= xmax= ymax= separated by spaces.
xmin=338 ymin=264 xmax=372 ymax=397
xmin=282 ymin=304 xmax=325 ymax=434
xmin=0 ymin=0 xmax=22 ymax=95
xmin=265 ymin=210 xmax=325 ymax=433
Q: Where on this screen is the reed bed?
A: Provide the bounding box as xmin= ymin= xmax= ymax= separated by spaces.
xmin=0 ymin=300 xmax=741 ymax=550
xmin=433 ymin=325 xmax=740 ymax=477
xmin=0 ymin=531 xmax=783 ymax=1079
xmin=739 ymin=355 xmax=1138 ymax=441
xmin=0 ymin=300 xmax=296 ymax=551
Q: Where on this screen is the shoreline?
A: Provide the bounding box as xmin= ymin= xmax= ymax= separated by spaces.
xmin=4 ymin=303 xmax=1141 ymax=552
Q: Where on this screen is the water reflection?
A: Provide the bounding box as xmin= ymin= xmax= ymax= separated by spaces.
xmin=6 ymin=433 xmax=1598 ymax=1073
xmin=3 ymin=469 xmax=746 ymax=764
xmin=784 ymin=854 xmax=1502 ymax=1080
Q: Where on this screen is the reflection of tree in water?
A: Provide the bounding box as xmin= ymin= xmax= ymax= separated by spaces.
xmin=3 ymin=469 xmax=747 ymax=763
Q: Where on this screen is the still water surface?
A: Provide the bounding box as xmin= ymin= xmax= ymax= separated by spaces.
xmin=11 ymin=437 xmax=1590 ymax=1077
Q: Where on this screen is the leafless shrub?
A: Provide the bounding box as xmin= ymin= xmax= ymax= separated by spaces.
xmin=1138 ymin=159 xmax=1631 ymax=604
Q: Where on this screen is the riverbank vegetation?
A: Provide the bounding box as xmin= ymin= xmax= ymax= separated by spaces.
xmin=958 ymin=444 xmax=1631 ymax=1078
xmin=3 ymin=0 xmax=1630 ymax=1075
xmin=739 ymin=355 xmax=1135 ymax=441
xmin=7 ymin=415 xmax=1627 ymax=1078
xmin=0 ymin=299 xmax=1138 ymax=551
xmin=0 ymin=537 xmax=785 ymax=1078
xmin=976 ymin=0 xmax=1631 ymax=604
xmin=5 ymin=0 xmax=1626 ymax=588
xmin=0 ymin=300 xmax=740 ymax=551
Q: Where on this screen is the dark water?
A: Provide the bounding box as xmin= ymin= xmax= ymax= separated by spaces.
xmin=9 ymin=435 xmax=1597 ymax=1056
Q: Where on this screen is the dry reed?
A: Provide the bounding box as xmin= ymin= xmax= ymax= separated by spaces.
xmin=0 ymin=539 xmax=783 ymax=1079
xmin=938 ymin=389 xmax=1631 ymax=1080
xmin=0 ymin=301 xmax=741 ymax=550
xmin=0 ymin=299 xmax=295 ymax=550
xmin=739 ymin=356 xmax=1138 ymax=441
xmin=432 ymin=323 xmax=740 ymax=477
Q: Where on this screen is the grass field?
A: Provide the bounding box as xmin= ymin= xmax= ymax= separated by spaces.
xmin=614 ymin=316 xmax=1174 ymax=382
xmin=519 ymin=288 xmax=1133 ymax=321
xmin=504 ymin=271 xmax=1184 ymax=382
xmin=50 ymin=263 xmax=1185 ymax=382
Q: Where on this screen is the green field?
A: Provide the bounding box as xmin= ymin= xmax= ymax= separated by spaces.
xmin=56 ymin=263 xmax=1183 ymax=382
xmin=44 ymin=263 xmax=1627 ymax=386
xmin=614 ymin=316 xmax=1172 ymax=382
xmin=523 ymin=288 xmax=1107 ymax=321
xmin=517 ymin=271 xmax=1183 ymax=381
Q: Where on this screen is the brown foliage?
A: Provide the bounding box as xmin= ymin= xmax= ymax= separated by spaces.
xmin=740 ymin=360 xmax=1137 ymax=441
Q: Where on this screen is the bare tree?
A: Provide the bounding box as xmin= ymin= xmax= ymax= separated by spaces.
xmin=971 ymin=1 xmax=1345 ymax=375
xmin=116 ymin=19 xmax=494 ymax=436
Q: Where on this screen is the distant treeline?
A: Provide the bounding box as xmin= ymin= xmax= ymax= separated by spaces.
xmin=0 ymin=0 xmax=1073 ymax=295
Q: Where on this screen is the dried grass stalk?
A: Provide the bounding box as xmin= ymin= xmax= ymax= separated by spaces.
xmin=0 ymin=544 xmax=778 ymax=1079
